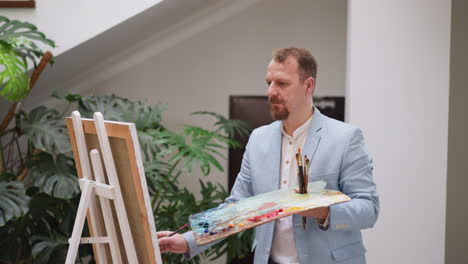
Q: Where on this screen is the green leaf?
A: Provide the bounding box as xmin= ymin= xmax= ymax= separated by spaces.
xmin=51 ymin=91 xmax=82 ymax=103
xmin=0 ymin=16 xmax=55 ymax=102
xmin=77 ymin=94 xmax=125 ymax=121
xmin=0 ymin=193 xmax=85 ymax=262
xmin=28 ymin=153 xmax=79 ymax=199
xmin=0 ymin=44 xmax=29 ymax=101
xmin=31 ymin=232 xmax=68 ymax=264
xmin=0 ymin=181 xmax=30 ymax=227
xmin=20 ymin=106 xmax=71 ymax=155
xmin=119 ymin=99 xmax=166 ymax=130
xmin=76 ymin=95 xmax=167 ymax=160
xmin=0 ymin=16 xmax=55 ymax=51
xmin=191 ymin=111 xmax=252 ymax=138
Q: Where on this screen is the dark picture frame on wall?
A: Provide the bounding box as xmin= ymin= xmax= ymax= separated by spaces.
xmin=0 ymin=0 xmax=35 ymax=8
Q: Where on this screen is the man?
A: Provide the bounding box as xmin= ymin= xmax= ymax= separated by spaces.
xmin=157 ymin=47 xmax=379 ymax=264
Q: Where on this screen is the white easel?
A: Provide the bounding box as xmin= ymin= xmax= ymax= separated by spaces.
xmin=65 ymin=112 xmax=139 ymax=264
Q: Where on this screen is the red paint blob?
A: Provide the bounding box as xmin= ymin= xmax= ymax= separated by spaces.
xmin=247 ymin=209 xmax=283 ymax=222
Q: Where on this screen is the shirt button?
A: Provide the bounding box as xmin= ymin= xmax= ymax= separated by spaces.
xmin=283 ymin=180 xmax=287 ymax=184
xmin=285 ymin=160 xmax=289 ymax=164
xmin=289 ymin=141 xmax=293 ymax=145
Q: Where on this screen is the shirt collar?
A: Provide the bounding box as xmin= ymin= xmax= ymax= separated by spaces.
xmin=281 ymin=112 xmax=314 ymax=139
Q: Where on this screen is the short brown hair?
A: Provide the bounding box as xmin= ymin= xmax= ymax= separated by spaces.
xmin=272 ymin=47 xmax=318 ymax=80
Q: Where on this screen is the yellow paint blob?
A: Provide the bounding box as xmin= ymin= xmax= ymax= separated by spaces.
xmin=238 ymin=222 xmax=246 ymax=227
xmin=283 ymin=207 xmax=305 ymax=212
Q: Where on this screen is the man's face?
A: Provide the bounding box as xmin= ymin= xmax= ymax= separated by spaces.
xmin=266 ymin=57 xmax=306 ymax=120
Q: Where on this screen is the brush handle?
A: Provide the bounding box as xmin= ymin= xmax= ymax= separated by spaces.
xmin=168 ymin=223 xmax=189 ymax=237
xmin=304 ymin=162 xmax=309 ymax=193
xmin=298 ymin=166 xmax=306 ymax=194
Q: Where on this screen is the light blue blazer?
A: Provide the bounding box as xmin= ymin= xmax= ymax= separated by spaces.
xmin=183 ymin=108 xmax=379 ymax=264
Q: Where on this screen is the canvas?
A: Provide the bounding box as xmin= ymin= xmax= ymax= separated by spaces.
xmin=66 ymin=113 xmax=162 ymax=264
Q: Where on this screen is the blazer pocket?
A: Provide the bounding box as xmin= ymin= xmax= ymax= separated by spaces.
xmin=331 ymin=241 xmax=366 ymax=262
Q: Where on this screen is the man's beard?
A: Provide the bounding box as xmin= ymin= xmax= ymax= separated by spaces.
xmin=268 ymin=97 xmax=289 ymax=120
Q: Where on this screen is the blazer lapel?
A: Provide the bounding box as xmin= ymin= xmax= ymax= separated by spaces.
xmin=268 ymin=121 xmax=283 ymax=191
xmin=303 ymin=107 xmax=324 ymax=174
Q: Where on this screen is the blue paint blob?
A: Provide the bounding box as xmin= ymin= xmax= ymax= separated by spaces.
xmin=204 ymin=229 xmax=209 ymax=233
xmin=209 ymin=231 xmax=217 ymax=235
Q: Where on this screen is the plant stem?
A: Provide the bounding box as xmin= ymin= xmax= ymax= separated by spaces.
xmin=0 ymin=139 xmax=5 ymax=174
xmin=59 ymin=102 xmax=72 ymax=118
xmin=154 ymin=195 xmax=165 ymax=213
xmin=6 ymin=132 xmax=15 ymax=170
xmin=15 ymin=135 xmax=24 ymax=168
xmin=0 ymin=128 xmax=14 ymax=137
xmin=167 ymin=159 xmax=181 ymax=179
xmin=0 ymin=51 xmax=53 ymax=134
xmin=17 ymin=148 xmax=41 ymax=181
xmin=151 ymin=192 xmax=159 ymax=212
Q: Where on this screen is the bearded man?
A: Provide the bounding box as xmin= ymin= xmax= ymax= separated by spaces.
xmin=157 ymin=47 xmax=379 ymax=264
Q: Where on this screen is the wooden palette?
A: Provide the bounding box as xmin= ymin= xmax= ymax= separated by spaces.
xmin=189 ymin=181 xmax=351 ymax=245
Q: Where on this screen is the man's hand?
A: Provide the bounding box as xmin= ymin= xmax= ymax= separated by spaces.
xmin=297 ymin=206 xmax=329 ymax=219
xmin=294 ymin=188 xmax=330 ymax=219
xmin=157 ymin=231 xmax=189 ymax=254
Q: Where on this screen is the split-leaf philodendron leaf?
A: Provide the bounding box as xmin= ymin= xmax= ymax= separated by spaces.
xmin=0 ymin=181 xmax=30 ymax=227
xmin=20 ymin=106 xmax=71 ymax=155
xmin=0 ymin=16 xmax=55 ymax=102
xmin=0 ymin=44 xmax=29 ymax=101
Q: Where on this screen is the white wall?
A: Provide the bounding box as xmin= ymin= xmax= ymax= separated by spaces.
xmin=1 ymin=0 xmax=163 ymax=56
xmin=347 ymin=0 xmax=451 ymax=263
xmin=445 ymin=0 xmax=468 ymax=262
xmin=83 ymin=0 xmax=347 ymax=200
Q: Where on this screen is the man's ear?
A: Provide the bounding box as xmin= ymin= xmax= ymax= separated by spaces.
xmin=305 ymin=77 xmax=315 ymax=95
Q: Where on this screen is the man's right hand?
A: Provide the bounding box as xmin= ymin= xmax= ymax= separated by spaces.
xmin=157 ymin=231 xmax=190 ymax=254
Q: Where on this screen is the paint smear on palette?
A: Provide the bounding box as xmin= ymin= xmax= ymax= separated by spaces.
xmin=189 ymin=181 xmax=351 ymax=245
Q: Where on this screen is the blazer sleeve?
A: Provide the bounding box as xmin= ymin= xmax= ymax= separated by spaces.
xmin=182 ymin=130 xmax=256 ymax=258
xmin=328 ymin=127 xmax=380 ymax=231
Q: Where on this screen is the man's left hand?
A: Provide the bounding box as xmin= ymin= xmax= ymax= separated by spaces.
xmin=297 ymin=206 xmax=329 ymax=219
xmin=294 ymin=188 xmax=330 ymax=219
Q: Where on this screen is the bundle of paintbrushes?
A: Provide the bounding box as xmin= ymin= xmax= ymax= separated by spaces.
xmin=296 ymin=148 xmax=310 ymax=229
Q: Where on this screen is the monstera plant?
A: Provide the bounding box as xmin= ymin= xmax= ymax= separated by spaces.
xmin=0 ymin=16 xmax=55 ymax=101
xmin=0 ymin=16 xmax=254 ymax=264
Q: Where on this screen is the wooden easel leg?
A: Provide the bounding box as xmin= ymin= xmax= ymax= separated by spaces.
xmin=72 ymin=111 xmax=108 ymax=263
xmin=89 ymin=195 xmax=109 ymax=263
xmin=90 ymin=149 xmax=123 ymax=264
xmin=94 ymin=112 xmax=139 ymax=263
xmin=65 ymin=180 xmax=94 ymax=264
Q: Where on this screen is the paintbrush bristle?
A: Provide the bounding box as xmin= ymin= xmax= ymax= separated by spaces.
xmin=296 ymin=153 xmax=302 ymax=165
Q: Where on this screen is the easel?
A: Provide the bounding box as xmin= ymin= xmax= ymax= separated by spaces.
xmin=65 ymin=111 xmax=162 ymax=263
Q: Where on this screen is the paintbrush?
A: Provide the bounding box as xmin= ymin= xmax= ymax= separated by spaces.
xmin=304 ymin=156 xmax=309 ymax=193
xmin=168 ymin=223 xmax=189 ymax=237
xmin=302 ymin=156 xmax=310 ymax=230
xmin=296 ymin=151 xmax=305 ymax=194
xmin=296 ymin=149 xmax=307 ymax=230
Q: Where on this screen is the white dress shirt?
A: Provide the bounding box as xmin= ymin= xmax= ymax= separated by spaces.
xmin=270 ymin=115 xmax=313 ymax=264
